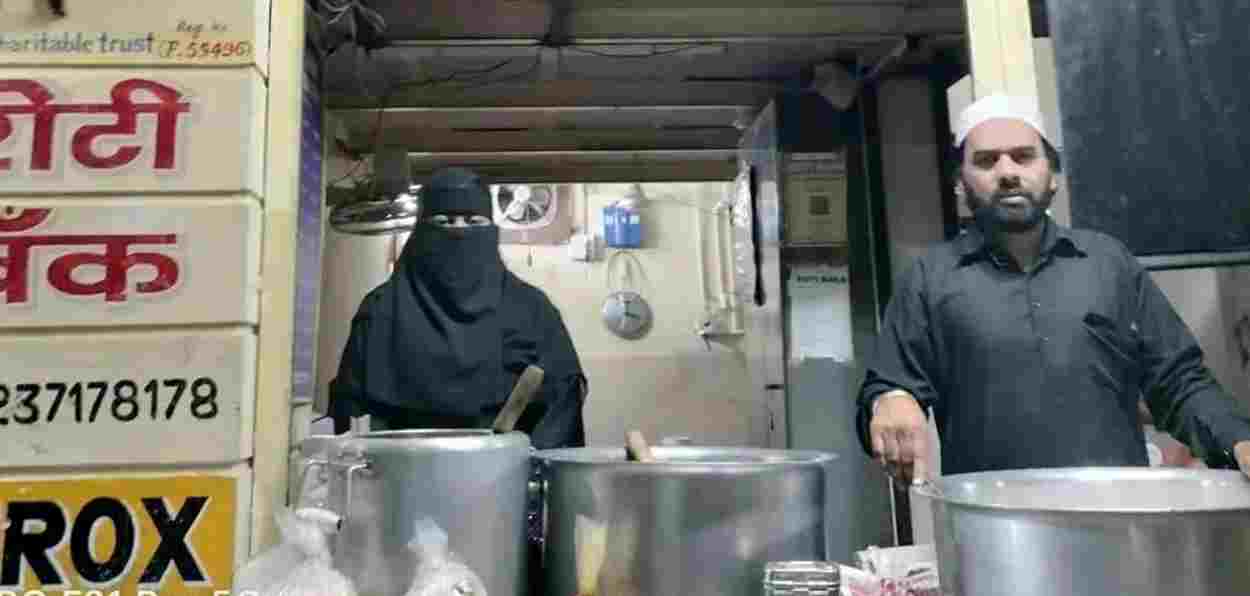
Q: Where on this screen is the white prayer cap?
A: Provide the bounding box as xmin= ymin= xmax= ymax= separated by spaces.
xmin=954 ymin=93 xmax=1049 ymax=147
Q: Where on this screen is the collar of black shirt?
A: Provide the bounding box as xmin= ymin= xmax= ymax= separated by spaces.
xmin=956 ymin=216 xmax=1087 ymax=269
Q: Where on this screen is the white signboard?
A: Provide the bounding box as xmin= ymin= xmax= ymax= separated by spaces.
xmin=0 ymin=0 xmax=270 ymax=71
xmin=787 ymin=264 xmax=854 ymax=362
xmin=0 ymin=198 xmax=260 ymax=327
xmin=0 ymin=329 xmax=255 ymax=467
xmin=0 ymin=68 xmax=266 ymax=195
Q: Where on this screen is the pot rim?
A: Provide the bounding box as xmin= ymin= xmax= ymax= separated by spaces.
xmin=533 ymin=446 xmax=837 ymax=472
xmin=319 ymin=428 xmax=532 ymax=455
xmin=913 ymin=466 xmax=1250 ymax=514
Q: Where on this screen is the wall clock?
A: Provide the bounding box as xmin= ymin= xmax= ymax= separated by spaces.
xmin=601 ymin=290 xmax=653 ymax=340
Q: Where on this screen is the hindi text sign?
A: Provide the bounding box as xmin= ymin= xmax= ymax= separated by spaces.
xmin=0 ymin=69 xmax=265 ymax=195
xmin=0 ymin=199 xmax=260 ymax=328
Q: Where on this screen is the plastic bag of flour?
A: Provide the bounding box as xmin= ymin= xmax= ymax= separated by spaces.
xmin=402 ymin=517 xmax=488 ymax=596
xmin=235 ymin=507 xmax=358 ymax=596
xmin=840 ymin=544 xmax=940 ymax=596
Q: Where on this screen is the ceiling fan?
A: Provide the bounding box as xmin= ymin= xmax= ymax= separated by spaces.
xmin=328 ymin=146 xmax=418 ymax=235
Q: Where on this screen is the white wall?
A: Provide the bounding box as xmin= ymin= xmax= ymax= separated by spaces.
xmin=499 ymin=183 xmax=763 ymax=447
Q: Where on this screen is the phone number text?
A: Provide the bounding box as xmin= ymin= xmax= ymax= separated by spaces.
xmin=0 ymin=378 xmax=220 ymax=425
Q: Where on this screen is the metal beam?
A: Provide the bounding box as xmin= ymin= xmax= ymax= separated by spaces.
xmin=562 ymin=5 xmax=964 ymax=38
xmin=326 ymin=150 xmax=739 ymax=187
xmin=384 ymin=34 xmax=904 ymax=46
xmin=343 ymin=127 xmax=742 ymax=153
xmin=325 ymin=80 xmax=783 ymax=109
xmin=330 ymin=104 xmax=755 ymax=119
xmin=409 ymin=160 xmax=737 ymax=183
xmin=328 ymin=105 xmax=756 ymax=146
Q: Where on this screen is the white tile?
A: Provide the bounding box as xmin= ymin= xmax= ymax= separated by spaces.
xmin=0 ymin=0 xmax=271 ymax=73
xmin=0 ymin=328 xmax=256 ymax=467
xmin=0 ymin=463 xmax=252 ymax=594
xmin=0 ymin=197 xmax=260 ymax=327
xmin=0 ymin=68 xmax=266 ymax=195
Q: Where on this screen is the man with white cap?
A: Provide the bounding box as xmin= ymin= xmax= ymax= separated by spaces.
xmin=855 ymin=93 xmax=1250 ymax=481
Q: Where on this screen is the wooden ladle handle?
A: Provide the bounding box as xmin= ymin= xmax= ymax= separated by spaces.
xmin=625 ymin=430 xmax=656 ymax=462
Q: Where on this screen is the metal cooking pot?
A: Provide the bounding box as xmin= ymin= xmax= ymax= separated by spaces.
xmin=914 ymin=467 xmax=1250 ymax=596
xmin=534 ymin=446 xmax=838 ymax=596
xmin=310 ymin=429 xmax=532 ymax=596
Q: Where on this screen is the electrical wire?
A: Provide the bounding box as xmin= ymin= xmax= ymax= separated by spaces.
xmin=564 ymin=44 xmax=723 ymax=59
xmin=604 ymin=249 xmax=650 ymax=295
xmin=446 ymin=53 xmax=543 ymax=91
xmin=326 ymin=38 xmax=709 ymax=188
xmin=327 ymin=52 xmax=541 ymax=190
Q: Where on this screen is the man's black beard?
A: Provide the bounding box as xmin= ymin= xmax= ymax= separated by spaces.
xmin=967 ymin=188 xmax=1054 ymax=234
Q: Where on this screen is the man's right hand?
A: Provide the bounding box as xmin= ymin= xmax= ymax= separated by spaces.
xmin=869 ymin=390 xmax=930 ymax=484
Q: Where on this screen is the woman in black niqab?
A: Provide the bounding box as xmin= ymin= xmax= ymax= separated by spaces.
xmin=328 ymin=168 xmax=587 ymax=449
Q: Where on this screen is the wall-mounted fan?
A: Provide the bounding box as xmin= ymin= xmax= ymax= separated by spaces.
xmin=493 ymin=184 xmax=559 ymax=230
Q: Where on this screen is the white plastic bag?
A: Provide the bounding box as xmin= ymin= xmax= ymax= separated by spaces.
xmin=840 ymin=544 xmax=940 ymax=596
xmin=839 ymin=564 xmax=939 ymax=596
xmin=234 ymin=507 xmax=358 ymax=596
xmin=403 ymin=517 xmax=488 ymax=596
xmin=855 ymin=544 xmax=938 ymax=579
xmin=266 ymin=556 xmax=359 ymax=596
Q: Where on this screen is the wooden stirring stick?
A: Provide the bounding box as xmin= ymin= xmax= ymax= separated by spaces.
xmin=575 ymin=513 xmax=608 ymax=596
xmin=492 ymin=365 xmax=544 ymax=434
xmin=625 ymin=430 xmax=656 ymax=462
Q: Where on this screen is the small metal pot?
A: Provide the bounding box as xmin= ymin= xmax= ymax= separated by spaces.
xmin=915 ymin=467 xmax=1250 ymax=596
xmin=534 ymin=446 xmax=838 ymax=596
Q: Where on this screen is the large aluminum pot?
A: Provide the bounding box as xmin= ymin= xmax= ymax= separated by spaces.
xmin=534 ymin=446 xmax=838 ymax=596
xmin=316 ymin=429 xmax=532 ymax=596
xmin=914 ymin=467 xmax=1250 ymax=596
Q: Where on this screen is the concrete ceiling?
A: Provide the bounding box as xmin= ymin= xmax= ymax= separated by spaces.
xmin=320 ymin=0 xmax=982 ymax=183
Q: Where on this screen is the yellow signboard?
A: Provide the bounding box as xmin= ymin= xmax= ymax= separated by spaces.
xmin=0 ymin=475 xmax=236 ymax=595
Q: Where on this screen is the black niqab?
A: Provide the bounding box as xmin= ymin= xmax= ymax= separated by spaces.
xmin=329 ymin=169 xmax=586 ymax=448
xmin=385 ymin=222 xmax=507 ymax=418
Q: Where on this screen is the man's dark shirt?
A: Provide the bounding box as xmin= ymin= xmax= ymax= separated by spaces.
xmin=856 ymin=218 xmax=1250 ymax=475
